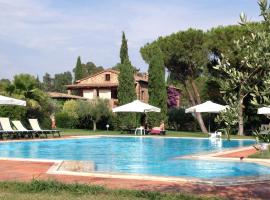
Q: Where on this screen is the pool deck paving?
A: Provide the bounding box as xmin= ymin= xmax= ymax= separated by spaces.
xmin=215 ymin=147 xmax=258 ymax=158
xmin=0 ymin=159 xmax=269 ymax=200
xmin=0 ymin=137 xmax=269 ymax=200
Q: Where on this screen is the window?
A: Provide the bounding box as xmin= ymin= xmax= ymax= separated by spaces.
xmin=105 ymin=74 xmax=110 ymax=81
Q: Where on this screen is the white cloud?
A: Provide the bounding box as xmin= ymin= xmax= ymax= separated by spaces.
xmin=0 ymin=0 xmax=262 ymax=79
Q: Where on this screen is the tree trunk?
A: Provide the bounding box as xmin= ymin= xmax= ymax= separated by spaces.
xmin=93 ymin=120 xmax=97 ymax=131
xmin=190 ymin=79 xmax=202 ymax=104
xmin=184 ymin=82 xmax=208 ymax=133
xmin=238 ymin=94 xmax=244 ymax=136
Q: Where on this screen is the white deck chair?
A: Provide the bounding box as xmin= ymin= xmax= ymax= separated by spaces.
xmin=29 ymin=119 xmax=60 ymax=137
xmin=12 ymin=120 xmax=34 ymax=138
xmin=0 ymin=117 xmax=19 ymax=138
xmin=209 ymin=131 xmax=222 ymax=138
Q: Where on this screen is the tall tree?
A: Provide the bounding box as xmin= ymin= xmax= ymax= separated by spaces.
xmin=214 ymin=0 xmax=270 ymax=135
xmin=141 ymin=29 xmax=208 ymax=133
xmin=120 ymin=32 xmax=129 ymax=64
xmin=42 ymin=73 xmax=54 ymax=92
xmin=118 ymin=32 xmax=136 ymax=106
xmin=54 ymin=71 xmax=73 ymax=93
xmin=147 ymin=45 xmax=167 ymax=126
xmin=84 ymin=62 xmax=103 ymax=76
xmin=73 ymin=56 xmax=83 ymax=82
xmin=0 ymin=79 xmax=12 ymax=94
xmin=119 ymin=32 xmax=140 ymax=72
xmin=117 ymin=58 xmax=136 ymax=127
xmin=36 ymin=75 xmax=42 ymax=89
xmin=118 ymin=33 xmax=137 ymax=129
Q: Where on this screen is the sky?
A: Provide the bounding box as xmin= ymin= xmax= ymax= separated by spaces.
xmin=0 ymin=0 xmax=262 ymax=80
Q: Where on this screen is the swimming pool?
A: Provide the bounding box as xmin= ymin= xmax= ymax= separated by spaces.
xmin=0 ymin=136 xmax=269 ymax=179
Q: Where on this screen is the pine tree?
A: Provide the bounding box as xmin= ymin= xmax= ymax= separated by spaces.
xmin=120 ymin=32 xmax=129 ymax=64
xmin=73 ymin=56 xmax=83 ymax=82
xmin=147 ymin=45 xmax=167 ymax=126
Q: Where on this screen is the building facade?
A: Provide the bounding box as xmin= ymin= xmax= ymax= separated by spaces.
xmin=66 ymin=69 xmax=180 ymax=108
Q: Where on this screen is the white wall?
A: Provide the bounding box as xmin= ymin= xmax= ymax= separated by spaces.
xmin=99 ymin=89 xmax=111 ymax=99
xmin=83 ymin=90 xmax=94 ymax=99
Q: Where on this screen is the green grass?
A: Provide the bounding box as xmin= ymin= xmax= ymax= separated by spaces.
xmin=0 ymin=180 xmax=221 ymax=200
xmin=248 ymin=150 xmax=270 ymax=159
xmin=58 ymin=128 xmax=120 ymax=136
xmin=58 ymin=128 xmax=254 ymax=140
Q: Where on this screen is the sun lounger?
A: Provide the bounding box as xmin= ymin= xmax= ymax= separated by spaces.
xmin=209 ymin=131 xmax=222 ymax=138
xmin=150 ymin=127 xmax=166 ymax=135
xmin=29 ymin=118 xmax=61 ymax=138
xmin=0 ymin=117 xmax=20 ymax=138
xmin=12 ymin=120 xmax=35 ymax=138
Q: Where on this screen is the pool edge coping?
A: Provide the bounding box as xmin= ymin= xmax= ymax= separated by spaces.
xmin=0 ymin=134 xmax=254 ymax=144
xmin=0 ymin=135 xmax=269 ymax=186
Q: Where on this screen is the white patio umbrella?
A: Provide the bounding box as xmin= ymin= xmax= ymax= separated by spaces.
xmin=113 ymin=100 xmax=160 ymax=131
xmin=185 ymin=101 xmax=227 ymax=113
xmin=0 ymin=95 xmax=26 ymax=106
xmin=185 ymin=101 xmax=227 ymax=132
xmin=258 ymin=106 xmax=270 ymax=114
xmin=112 ymin=100 xmax=160 ymax=113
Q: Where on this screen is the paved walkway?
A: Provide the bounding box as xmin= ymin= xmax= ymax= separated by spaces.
xmin=215 ymin=147 xmax=258 ymax=158
xmin=0 ymin=159 xmax=269 ymax=200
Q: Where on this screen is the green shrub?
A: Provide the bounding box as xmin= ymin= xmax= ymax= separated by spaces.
xmin=40 ymin=117 xmax=51 ymax=129
xmin=168 ymin=108 xmax=198 ymax=131
xmin=97 ymin=116 xmax=111 ymax=130
xmin=0 ymin=105 xmax=26 ymax=120
xmin=62 ymin=100 xmax=79 ymax=119
xmin=107 ymin=114 xmax=118 ymax=130
xmin=55 ymin=112 xmax=78 ymax=128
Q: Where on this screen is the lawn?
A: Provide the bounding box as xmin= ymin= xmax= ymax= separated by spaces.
xmin=248 ymin=150 xmax=270 ymax=159
xmin=59 ymin=128 xmax=254 ymax=140
xmin=0 ymin=180 xmax=221 ymax=200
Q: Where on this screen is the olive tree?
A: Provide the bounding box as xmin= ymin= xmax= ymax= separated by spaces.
xmin=214 ymin=0 xmax=270 ymax=135
xmin=77 ymin=99 xmax=111 ymax=131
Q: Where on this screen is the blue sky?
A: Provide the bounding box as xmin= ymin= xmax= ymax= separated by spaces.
xmin=0 ymin=0 xmax=261 ymax=80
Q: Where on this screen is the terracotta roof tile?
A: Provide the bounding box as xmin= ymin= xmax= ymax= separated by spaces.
xmin=47 ymin=92 xmax=87 ymax=100
xmin=66 ymin=83 xmax=118 ymax=89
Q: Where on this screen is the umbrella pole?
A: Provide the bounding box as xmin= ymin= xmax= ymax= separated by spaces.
xmin=208 ymin=113 xmax=210 ymax=133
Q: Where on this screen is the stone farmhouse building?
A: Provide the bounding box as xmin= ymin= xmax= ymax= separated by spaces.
xmin=66 ymin=69 xmax=180 ymax=108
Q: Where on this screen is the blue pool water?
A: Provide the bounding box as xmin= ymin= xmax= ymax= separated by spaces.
xmin=0 ymin=137 xmax=269 ymax=179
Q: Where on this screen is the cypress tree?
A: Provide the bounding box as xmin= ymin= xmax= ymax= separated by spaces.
xmin=117 ymin=58 xmax=136 ymax=128
xmin=147 ymin=45 xmax=167 ymax=126
xmin=73 ymin=56 xmax=83 ymax=82
xmin=118 ymin=59 xmax=136 ymax=105
xmin=120 ymin=32 xmax=129 ymax=64
xmin=117 ymin=32 xmax=136 ymax=128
